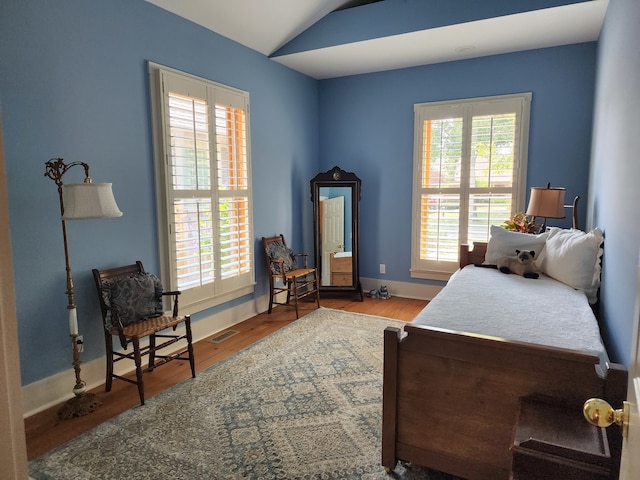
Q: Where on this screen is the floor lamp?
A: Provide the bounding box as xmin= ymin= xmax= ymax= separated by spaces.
xmin=44 ymin=158 xmax=122 ymax=419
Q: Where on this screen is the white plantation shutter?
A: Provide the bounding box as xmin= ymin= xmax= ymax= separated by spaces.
xmin=174 ymin=198 xmax=214 ymax=290
xmin=411 ymin=93 xmax=531 ymax=280
xmin=150 ymin=64 xmax=254 ymax=312
xmin=215 ymin=101 xmax=252 ymax=286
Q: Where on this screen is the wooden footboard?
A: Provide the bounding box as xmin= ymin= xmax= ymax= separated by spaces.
xmin=382 ymin=324 xmax=627 ymax=480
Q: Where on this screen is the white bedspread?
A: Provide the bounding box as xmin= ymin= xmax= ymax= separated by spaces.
xmin=411 ymin=265 xmax=608 ymax=362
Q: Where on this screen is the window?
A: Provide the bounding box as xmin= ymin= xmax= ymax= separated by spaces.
xmin=411 ymin=93 xmax=531 ymax=281
xmin=149 ymin=63 xmax=254 ymax=313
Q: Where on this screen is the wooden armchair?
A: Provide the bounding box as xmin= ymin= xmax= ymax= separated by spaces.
xmin=92 ymin=261 xmax=195 ymax=405
xmin=262 ymin=234 xmax=320 ymax=318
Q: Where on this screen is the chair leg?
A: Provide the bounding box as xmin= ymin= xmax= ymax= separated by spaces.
xmin=292 ymin=276 xmax=300 ymax=319
xmin=105 ymin=334 xmax=114 ymax=392
xmin=185 ymin=316 xmax=196 ymax=378
xmin=268 ymin=282 xmax=274 ymax=314
xmin=132 ymin=336 xmax=145 ymax=405
xmin=314 ymin=272 xmax=321 ymax=309
xmin=148 ymin=334 xmax=156 ymax=372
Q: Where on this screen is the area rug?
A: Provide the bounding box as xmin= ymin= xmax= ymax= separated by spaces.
xmin=30 ymin=307 xmax=461 ymax=480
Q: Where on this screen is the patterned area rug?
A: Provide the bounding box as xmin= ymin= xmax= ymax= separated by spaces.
xmin=30 ymin=308 xmax=461 ymax=480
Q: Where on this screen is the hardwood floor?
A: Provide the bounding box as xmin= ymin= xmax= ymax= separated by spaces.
xmin=25 ymin=295 xmax=427 ymax=460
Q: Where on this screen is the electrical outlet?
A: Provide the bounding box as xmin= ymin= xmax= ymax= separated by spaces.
xmin=380 ymin=264 xmax=386 ymax=274
xmin=76 ymin=335 xmax=84 ymax=353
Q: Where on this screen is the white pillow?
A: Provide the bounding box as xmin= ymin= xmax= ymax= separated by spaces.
xmin=536 ymin=227 xmax=604 ymax=304
xmin=485 ymin=225 xmax=548 ymax=264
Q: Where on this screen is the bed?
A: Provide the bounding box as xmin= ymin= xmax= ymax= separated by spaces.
xmin=381 ymin=226 xmax=627 ymax=480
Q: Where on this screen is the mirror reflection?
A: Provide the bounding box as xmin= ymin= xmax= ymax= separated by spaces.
xmin=318 ymin=187 xmax=352 ymax=286
xmin=310 ymin=166 xmax=362 ymax=300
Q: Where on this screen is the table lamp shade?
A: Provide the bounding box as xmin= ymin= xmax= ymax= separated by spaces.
xmin=526 ymin=186 xmax=565 ymax=219
xmin=62 ymin=183 xmax=123 ymax=220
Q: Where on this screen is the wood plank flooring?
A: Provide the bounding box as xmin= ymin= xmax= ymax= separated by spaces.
xmin=25 ymin=295 xmax=427 ymax=460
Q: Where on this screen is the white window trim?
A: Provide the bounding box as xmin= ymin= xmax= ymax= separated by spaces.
xmin=148 ymin=62 xmax=255 ymax=315
xmin=410 ymin=93 xmax=532 ymax=282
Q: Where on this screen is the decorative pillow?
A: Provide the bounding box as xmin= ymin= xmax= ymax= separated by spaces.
xmin=266 ymin=240 xmax=296 ymax=274
xmin=536 ymin=227 xmax=604 ymax=304
xmin=485 ymin=225 xmax=548 ymax=264
xmin=101 ymin=273 xmax=164 ymax=329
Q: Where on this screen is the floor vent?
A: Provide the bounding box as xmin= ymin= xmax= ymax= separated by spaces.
xmin=208 ymin=330 xmax=240 ymax=344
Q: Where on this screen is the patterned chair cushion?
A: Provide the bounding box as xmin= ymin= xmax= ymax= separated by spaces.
xmin=266 ymin=240 xmax=296 ymax=275
xmin=101 ymin=273 xmax=164 ymax=329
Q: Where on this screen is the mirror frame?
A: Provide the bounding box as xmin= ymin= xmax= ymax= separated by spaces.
xmin=310 ymin=166 xmax=362 ymax=299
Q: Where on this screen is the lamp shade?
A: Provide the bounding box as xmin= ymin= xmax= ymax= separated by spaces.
xmin=62 ymin=183 xmax=123 ymax=220
xmin=525 ymin=186 xmax=565 ymax=219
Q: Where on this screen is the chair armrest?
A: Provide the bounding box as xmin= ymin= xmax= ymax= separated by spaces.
xmin=105 ymin=305 xmax=128 ymax=349
xmin=161 ymin=291 xmax=181 ymax=317
xmin=292 ymin=253 xmax=309 ymax=268
xmin=271 ymin=259 xmax=287 ymax=279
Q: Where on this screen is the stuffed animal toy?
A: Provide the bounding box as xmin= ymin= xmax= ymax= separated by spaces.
xmin=367 ymin=285 xmax=391 ymax=299
xmin=497 ymin=249 xmax=540 ymax=279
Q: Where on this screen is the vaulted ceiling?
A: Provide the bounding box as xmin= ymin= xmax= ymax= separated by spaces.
xmin=146 ymin=0 xmax=608 ymax=79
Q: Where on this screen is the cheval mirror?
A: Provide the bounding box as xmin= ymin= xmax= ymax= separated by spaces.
xmin=310 ymin=166 xmax=362 ymax=300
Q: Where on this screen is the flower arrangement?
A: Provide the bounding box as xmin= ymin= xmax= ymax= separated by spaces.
xmin=501 ymin=212 xmax=539 ymax=234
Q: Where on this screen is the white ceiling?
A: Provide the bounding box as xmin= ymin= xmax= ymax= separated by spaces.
xmin=146 ymin=0 xmax=350 ymax=55
xmin=146 ymin=0 xmax=608 ymax=80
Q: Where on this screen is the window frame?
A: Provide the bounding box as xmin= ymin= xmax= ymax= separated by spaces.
xmin=148 ymin=62 xmax=255 ymax=315
xmin=410 ymin=93 xmax=532 ymax=281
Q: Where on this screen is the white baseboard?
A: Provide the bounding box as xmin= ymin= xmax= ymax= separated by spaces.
xmin=23 ymin=281 xmax=440 ymax=417
xmin=360 ymin=277 xmax=442 ymax=301
xmin=23 ymin=296 xmax=269 ymax=418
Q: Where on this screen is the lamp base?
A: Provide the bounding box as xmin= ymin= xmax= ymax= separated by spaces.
xmin=57 ymin=392 xmax=102 ymax=420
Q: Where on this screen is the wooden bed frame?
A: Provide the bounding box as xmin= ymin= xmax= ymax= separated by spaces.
xmin=381 ymin=242 xmax=627 ymax=480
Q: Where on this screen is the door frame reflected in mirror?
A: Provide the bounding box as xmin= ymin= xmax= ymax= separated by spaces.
xmin=310 ymin=166 xmax=362 ymax=300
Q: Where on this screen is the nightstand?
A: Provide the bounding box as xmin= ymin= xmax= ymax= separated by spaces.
xmin=330 ymin=252 xmax=352 ymax=286
xmin=510 ymin=395 xmax=613 ymax=480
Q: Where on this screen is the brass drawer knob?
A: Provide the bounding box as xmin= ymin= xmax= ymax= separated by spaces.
xmin=583 ymin=398 xmax=629 ymax=437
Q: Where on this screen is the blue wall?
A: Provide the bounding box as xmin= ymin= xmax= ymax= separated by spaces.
xmin=318 ymin=43 xmax=596 ymax=287
xmin=589 ymin=0 xmax=640 ymax=366
xmin=0 ymin=0 xmax=319 ymax=385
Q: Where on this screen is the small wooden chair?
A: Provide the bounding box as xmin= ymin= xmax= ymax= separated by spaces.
xmin=92 ymin=261 xmax=195 ymax=405
xmin=262 ymin=234 xmax=320 ymax=318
